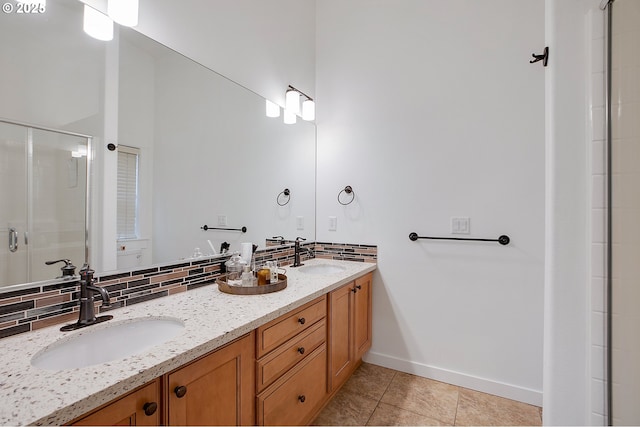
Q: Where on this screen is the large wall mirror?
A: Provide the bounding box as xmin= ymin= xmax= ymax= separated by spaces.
xmin=0 ymin=0 xmax=316 ymax=289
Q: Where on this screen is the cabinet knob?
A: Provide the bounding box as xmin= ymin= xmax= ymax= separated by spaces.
xmin=174 ymin=385 xmax=187 ymax=398
xmin=356 ymin=285 xmax=362 ymax=290
xmin=142 ymin=402 xmax=158 ymax=416
xmin=297 ymin=347 xmax=305 ymax=355
xmin=298 ymin=317 xmax=306 ymax=325
xmin=298 ymin=395 xmax=306 ymax=403
xmin=351 ymin=287 xmax=357 ymax=293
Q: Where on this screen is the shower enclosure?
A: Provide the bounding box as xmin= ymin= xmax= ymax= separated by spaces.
xmin=604 ymin=0 xmax=640 ymax=424
xmin=0 ymin=119 xmax=90 ymax=287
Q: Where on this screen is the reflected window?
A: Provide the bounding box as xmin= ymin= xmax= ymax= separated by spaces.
xmin=117 ymin=146 xmax=139 ymax=239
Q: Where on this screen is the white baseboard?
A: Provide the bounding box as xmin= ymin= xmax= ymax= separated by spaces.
xmin=363 ymin=351 xmax=543 ymax=407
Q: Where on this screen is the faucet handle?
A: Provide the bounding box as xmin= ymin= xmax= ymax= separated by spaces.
xmin=79 ymin=263 xmax=95 ymax=280
xmin=45 ymin=259 xmax=76 ymax=277
xmin=296 ymin=237 xmax=306 ymax=242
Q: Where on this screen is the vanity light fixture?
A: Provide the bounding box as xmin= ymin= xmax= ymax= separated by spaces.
xmin=302 ymin=98 xmax=315 ymax=121
xmin=83 ymin=4 xmax=113 ymax=41
xmin=285 ymin=88 xmax=301 ymax=115
xmin=283 ymin=109 xmax=297 ymax=125
xmin=108 ymin=0 xmax=139 ymax=27
xmin=281 ymin=85 xmax=315 ymax=124
xmin=265 ymin=100 xmax=280 ymax=118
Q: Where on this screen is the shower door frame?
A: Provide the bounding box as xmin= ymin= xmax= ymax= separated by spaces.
xmin=0 ymin=118 xmax=93 ymax=284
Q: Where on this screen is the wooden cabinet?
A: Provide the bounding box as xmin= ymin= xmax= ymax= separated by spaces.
xmin=328 ymin=272 xmax=373 ymax=392
xmin=68 ymin=269 xmax=373 ymax=427
xmin=166 ymin=332 xmax=255 ymax=426
xmin=256 ymin=296 xmax=328 ymax=426
xmin=71 ymin=379 xmax=161 ymax=426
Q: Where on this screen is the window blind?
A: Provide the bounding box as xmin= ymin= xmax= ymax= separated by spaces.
xmin=117 ymin=146 xmax=139 ymax=239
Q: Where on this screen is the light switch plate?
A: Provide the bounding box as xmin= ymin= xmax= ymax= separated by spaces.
xmin=217 ymin=215 xmax=227 ymax=227
xmin=296 ymin=216 xmax=304 ymax=230
xmin=329 ymin=216 xmax=337 ymax=231
xmin=451 ymin=217 xmax=470 ymax=234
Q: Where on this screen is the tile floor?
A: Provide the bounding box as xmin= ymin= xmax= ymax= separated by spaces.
xmin=312 ymin=363 xmax=542 ymax=426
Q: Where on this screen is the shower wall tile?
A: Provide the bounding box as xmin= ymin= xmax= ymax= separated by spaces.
xmin=592 ymin=277 xmax=606 ymax=312
xmin=589 ymin=7 xmax=607 ymax=424
xmin=592 ymin=175 xmax=606 ymax=208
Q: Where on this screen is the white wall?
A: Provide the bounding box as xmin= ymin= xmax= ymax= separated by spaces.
xmin=135 ymin=0 xmax=316 ymax=108
xmin=316 ymin=0 xmax=545 ymax=405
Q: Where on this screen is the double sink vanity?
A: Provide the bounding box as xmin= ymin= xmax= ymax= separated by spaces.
xmin=0 ymin=259 xmax=375 ymax=426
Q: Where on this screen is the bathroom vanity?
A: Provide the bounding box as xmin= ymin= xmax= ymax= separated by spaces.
xmin=0 ymin=259 xmax=375 ymax=426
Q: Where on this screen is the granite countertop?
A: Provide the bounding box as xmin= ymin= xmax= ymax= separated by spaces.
xmin=0 ymin=259 xmax=376 ymax=426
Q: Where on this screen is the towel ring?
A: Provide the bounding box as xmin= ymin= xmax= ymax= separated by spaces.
xmin=338 ymin=185 xmax=355 ymax=205
xmin=277 ymin=188 xmax=291 ymax=206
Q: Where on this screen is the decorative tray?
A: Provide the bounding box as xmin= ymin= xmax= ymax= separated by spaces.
xmin=217 ymin=273 xmax=287 ymax=295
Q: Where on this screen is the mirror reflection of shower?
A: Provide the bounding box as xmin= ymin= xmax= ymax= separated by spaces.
xmin=0 ymin=119 xmax=89 ymax=286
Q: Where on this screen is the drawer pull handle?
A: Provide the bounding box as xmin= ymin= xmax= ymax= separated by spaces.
xmin=174 ymin=385 xmax=187 ymax=398
xmin=297 ymin=347 xmax=305 ymax=355
xmin=298 ymin=395 xmax=306 ymax=403
xmin=143 ymin=402 xmax=158 ymax=416
xmin=298 ymin=317 xmax=306 ymax=325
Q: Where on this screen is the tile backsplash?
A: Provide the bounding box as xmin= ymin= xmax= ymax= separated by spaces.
xmin=0 ymin=241 xmax=376 ymax=340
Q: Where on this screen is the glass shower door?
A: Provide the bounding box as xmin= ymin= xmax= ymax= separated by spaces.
xmin=0 ymin=120 xmax=89 ymax=286
xmin=30 ymin=128 xmax=88 ymax=282
xmin=0 ymin=122 xmax=28 ymax=285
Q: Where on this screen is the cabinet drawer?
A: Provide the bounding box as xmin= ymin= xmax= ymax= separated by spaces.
xmin=257 ymin=319 xmax=326 ymax=392
xmin=257 ymin=296 xmax=326 ymax=358
xmin=257 ymin=345 xmax=327 ymax=426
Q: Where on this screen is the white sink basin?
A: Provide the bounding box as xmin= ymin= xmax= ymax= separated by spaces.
xmin=298 ymin=264 xmax=347 ymax=275
xmin=31 ymin=317 xmax=185 ymax=370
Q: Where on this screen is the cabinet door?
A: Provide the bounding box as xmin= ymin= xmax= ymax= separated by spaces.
xmin=328 ymin=282 xmax=354 ymax=392
xmin=72 ymin=380 xmax=161 ymax=426
xmin=353 ymin=273 xmax=373 ymax=360
xmin=167 ymin=332 xmax=255 ymax=426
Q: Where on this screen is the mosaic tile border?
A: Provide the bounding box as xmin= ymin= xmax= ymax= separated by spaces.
xmin=0 ymin=241 xmax=376 ymax=340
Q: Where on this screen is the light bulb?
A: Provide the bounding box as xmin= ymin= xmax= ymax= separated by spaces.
xmin=265 ymin=100 xmax=280 ymax=118
xmin=285 ymin=90 xmax=300 ymax=115
xmin=83 ymin=5 xmax=113 ymax=41
xmin=108 ymin=0 xmax=139 ymax=27
xmin=302 ymin=99 xmax=315 ymax=121
xmin=283 ymin=109 xmax=297 ymax=125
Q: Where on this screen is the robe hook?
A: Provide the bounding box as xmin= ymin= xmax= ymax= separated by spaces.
xmin=529 ymin=46 xmax=549 ymax=67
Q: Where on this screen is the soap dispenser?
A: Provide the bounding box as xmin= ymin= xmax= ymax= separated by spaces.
xmin=224 ymin=253 xmax=247 ymax=285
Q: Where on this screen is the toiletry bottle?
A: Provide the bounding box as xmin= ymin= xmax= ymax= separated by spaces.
xmin=241 ymin=265 xmax=253 ymax=287
xmin=257 ymin=267 xmax=271 ymax=286
xmin=269 ymin=261 xmax=278 ymax=283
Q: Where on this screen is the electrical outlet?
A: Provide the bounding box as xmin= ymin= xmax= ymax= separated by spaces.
xmin=451 ymin=217 xmax=470 ymax=234
xmin=218 ymin=215 xmax=227 ymax=227
xmin=329 ymin=216 xmax=337 ymax=231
